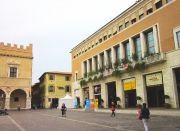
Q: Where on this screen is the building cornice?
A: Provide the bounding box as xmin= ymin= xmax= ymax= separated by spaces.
xmin=70 ymin=0 xmax=145 ymax=53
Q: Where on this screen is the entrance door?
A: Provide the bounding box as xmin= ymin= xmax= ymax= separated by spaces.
xmin=52 ymin=98 xmax=58 ymax=108
xmin=175 ymin=68 xmax=180 ymax=106
xmin=107 ymin=82 xmax=116 ymax=107
xmin=147 ymin=86 xmax=165 ymax=107
xmin=125 ymin=89 xmax=136 ymax=108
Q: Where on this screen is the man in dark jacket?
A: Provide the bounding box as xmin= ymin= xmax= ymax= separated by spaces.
xmin=141 ymin=103 xmax=150 ymax=131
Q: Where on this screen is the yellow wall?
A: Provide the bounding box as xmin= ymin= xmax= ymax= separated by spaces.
xmin=0 ymin=43 xmax=32 ymax=109
xmin=40 ymin=73 xmax=72 ymax=108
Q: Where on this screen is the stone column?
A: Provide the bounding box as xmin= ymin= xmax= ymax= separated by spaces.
xmin=136 ymin=73 xmax=147 ymax=106
xmin=87 ymin=60 xmax=90 ymax=74
xmin=101 ymin=82 xmax=108 ymax=108
xmin=92 ymin=57 xmax=95 ymax=72
xmin=163 ymin=68 xmax=179 ymax=108
xmin=89 ymin=84 xmax=94 ymax=100
xmin=140 ymin=32 xmax=146 ymax=58
xmin=26 ymin=97 xmax=31 ymax=109
xmin=111 ymin=47 xmax=116 ymax=67
xmin=97 ymin=54 xmax=101 ymax=70
xmin=116 ymin=80 xmax=124 ymax=108
xmin=5 ymin=97 xmax=10 ymax=109
xmin=153 ymin=25 xmax=160 ymax=53
xmin=120 ymin=42 xmax=125 ymax=60
xmin=129 ymin=37 xmax=135 ymax=60
xmin=104 ymin=50 xmax=108 ymax=66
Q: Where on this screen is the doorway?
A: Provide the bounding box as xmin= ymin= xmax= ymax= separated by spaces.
xmin=106 ymin=82 xmax=116 ymax=107
xmin=125 ymin=89 xmax=136 ymax=108
xmin=147 ymin=85 xmax=165 ymax=107
xmin=52 ymin=98 xmax=58 ymax=108
xmin=174 ymin=68 xmax=180 ymax=106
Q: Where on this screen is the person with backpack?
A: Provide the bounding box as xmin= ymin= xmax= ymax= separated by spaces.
xmin=141 ymin=103 xmax=150 ymax=131
xmin=61 ymin=103 xmax=67 ymax=117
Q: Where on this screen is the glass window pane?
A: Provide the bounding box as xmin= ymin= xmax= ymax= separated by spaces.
xmin=177 ymin=31 xmax=180 ymax=48
xmin=124 ymin=42 xmax=130 ymax=60
xmin=134 ymin=37 xmax=142 ymax=60
xmin=146 ymin=30 xmax=155 ymax=54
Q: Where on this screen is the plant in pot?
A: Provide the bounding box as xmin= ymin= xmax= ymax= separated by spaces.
xmin=100 ymin=99 xmax=104 ymax=108
xmin=136 ymin=96 xmax=142 ymax=105
xmin=115 ymin=97 xmax=121 ymax=109
xmin=164 ymin=94 xmax=171 ymax=108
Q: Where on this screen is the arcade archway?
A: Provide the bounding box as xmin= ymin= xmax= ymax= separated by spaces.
xmin=10 ymin=89 xmax=26 ymax=108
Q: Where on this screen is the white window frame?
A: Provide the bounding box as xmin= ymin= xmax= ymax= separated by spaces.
xmin=173 ymin=26 xmax=180 ymax=49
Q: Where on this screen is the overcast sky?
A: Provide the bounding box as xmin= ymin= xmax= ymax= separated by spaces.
xmin=0 ymin=0 xmax=135 ymax=84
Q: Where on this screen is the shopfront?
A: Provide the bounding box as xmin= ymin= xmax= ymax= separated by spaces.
xmin=123 ymin=78 xmax=136 ymax=108
xmin=145 ymin=72 xmax=165 ymax=107
xmin=93 ymin=85 xmax=101 ymax=108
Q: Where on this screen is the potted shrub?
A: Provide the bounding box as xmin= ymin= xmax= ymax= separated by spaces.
xmin=80 ymin=79 xmax=87 ymax=86
xmin=164 ymin=94 xmax=171 ymax=108
xmin=126 ymin=64 xmax=134 ymax=73
xmin=136 ymin=96 xmax=142 ymax=105
xmin=115 ymin=97 xmax=121 ymax=109
xmin=100 ymin=99 xmax=104 ymax=108
xmin=112 ymin=69 xmax=121 ymax=77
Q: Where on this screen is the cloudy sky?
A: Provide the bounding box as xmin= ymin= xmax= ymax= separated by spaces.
xmin=0 ymin=0 xmax=135 ymax=84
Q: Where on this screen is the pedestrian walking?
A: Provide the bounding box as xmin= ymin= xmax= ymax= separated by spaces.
xmin=141 ymin=103 xmax=150 ymax=131
xmin=111 ymin=102 xmax=116 ymax=117
xmin=137 ymin=104 xmax=142 ymax=120
xmin=61 ymin=103 xmax=67 ymax=117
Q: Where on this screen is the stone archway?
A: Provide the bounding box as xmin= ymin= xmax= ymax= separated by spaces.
xmin=0 ymin=89 xmax=6 ymax=108
xmin=10 ymin=89 xmax=26 ymax=109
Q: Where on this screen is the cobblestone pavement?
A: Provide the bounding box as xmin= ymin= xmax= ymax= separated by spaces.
xmin=0 ymin=109 xmax=180 ymax=131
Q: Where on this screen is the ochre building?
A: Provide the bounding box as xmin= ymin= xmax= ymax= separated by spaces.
xmin=0 ymin=43 xmax=33 ymax=109
xmin=71 ymin=0 xmax=180 ymax=108
xmin=39 ymin=72 xmax=72 ymax=108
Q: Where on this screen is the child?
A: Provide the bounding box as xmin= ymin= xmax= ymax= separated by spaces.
xmin=111 ymin=102 xmax=115 ymax=117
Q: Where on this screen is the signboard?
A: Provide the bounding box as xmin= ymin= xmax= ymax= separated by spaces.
xmin=146 ymin=73 xmax=163 ymax=86
xmin=123 ymin=78 xmax=136 ymax=91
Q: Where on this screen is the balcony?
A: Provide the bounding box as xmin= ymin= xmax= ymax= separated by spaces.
xmin=144 ymin=53 xmax=166 ymax=65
